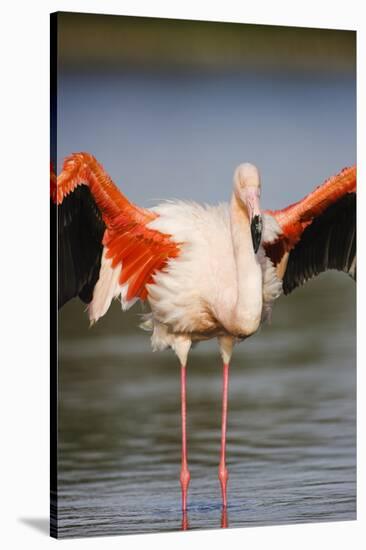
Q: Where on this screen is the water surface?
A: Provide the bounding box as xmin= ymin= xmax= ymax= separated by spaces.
xmin=57 ymin=70 xmax=355 ymax=211
xmin=58 ymin=274 xmax=356 ymax=537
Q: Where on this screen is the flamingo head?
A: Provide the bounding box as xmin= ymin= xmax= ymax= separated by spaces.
xmin=233 ymin=163 xmax=263 ymax=253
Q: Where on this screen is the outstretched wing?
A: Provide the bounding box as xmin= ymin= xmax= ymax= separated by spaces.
xmin=52 ymin=153 xmax=180 ymax=320
xmin=263 ymin=166 xmax=356 ymax=294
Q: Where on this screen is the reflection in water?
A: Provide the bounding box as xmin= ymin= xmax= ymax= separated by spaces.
xmin=181 ymin=511 xmax=189 ymax=531
xmin=221 ymin=508 xmax=228 ymax=529
xmin=58 ymin=273 xmax=355 ymax=538
xmin=181 ymin=508 xmax=227 ymax=530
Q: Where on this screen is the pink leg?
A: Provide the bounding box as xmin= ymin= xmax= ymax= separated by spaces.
xmin=221 ymin=507 xmax=228 ymax=529
xmin=180 ymin=364 xmax=190 ymax=511
xmin=181 ymin=510 xmax=189 ymax=531
xmin=218 ymin=362 xmax=230 ymax=508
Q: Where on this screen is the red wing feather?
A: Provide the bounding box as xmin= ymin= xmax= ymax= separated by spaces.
xmin=55 ymin=152 xmax=180 ymax=303
xmin=264 ymin=165 xmax=356 ymax=265
xmin=263 ymin=165 xmax=356 ymax=293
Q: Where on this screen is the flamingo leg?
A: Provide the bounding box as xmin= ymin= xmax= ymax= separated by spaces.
xmin=180 ymin=364 xmax=190 ymax=511
xmin=221 ymin=506 xmax=228 ymax=529
xmin=218 ymin=361 xmax=230 ymax=508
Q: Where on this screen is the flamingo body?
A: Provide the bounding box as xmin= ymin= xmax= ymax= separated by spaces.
xmin=140 ymin=202 xmax=282 ymax=342
xmin=93 ymin=201 xmax=282 ymax=334
xmin=54 ymin=153 xmax=356 ymax=514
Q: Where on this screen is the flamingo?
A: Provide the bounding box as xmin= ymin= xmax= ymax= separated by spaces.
xmin=53 ymin=153 xmax=356 ymax=514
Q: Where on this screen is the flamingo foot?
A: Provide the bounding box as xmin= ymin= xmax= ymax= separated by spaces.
xmin=180 ymin=465 xmax=191 ymax=511
xmin=218 ymin=462 xmax=228 ymax=508
xmin=181 ymin=510 xmax=189 ymax=530
xmin=221 ymin=506 xmax=228 ymax=528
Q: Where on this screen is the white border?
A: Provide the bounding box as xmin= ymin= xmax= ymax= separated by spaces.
xmin=0 ymin=1 xmax=364 ymax=549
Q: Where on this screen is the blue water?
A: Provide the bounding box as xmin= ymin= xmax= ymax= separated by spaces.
xmin=58 ymin=273 xmax=356 ymax=538
xmin=57 ymin=70 xmax=355 ymax=210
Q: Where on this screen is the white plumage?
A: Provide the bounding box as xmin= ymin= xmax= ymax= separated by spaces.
xmin=89 ymin=164 xmax=282 ymax=367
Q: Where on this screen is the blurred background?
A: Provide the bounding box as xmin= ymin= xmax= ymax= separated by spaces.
xmin=56 ymin=12 xmax=356 ymax=538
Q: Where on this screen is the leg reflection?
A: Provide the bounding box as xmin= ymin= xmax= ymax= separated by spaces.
xmin=221 ymin=506 xmax=228 ymax=529
xmin=181 ymin=510 xmax=189 ymax=530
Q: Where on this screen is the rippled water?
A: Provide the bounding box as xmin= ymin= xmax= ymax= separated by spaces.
xmin=57 ymin=274 xmax=356 ymax=538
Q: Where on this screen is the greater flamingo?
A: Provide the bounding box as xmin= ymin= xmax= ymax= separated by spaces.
xmin=53 ymin=154 xmax=356 ymax=513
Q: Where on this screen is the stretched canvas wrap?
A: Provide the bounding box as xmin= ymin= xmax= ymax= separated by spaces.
xmin=50 ymin=12 xmax=356 ymax=539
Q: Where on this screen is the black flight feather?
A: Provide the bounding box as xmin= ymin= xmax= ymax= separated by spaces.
xmin=283 ymin=192 xmax=356 ymax=295
xmin=57 ymin=185 xmax=106 ymax=308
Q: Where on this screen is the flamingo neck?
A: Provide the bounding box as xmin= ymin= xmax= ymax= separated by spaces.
xmin=229 ymin=194 xmax=262 ymax=336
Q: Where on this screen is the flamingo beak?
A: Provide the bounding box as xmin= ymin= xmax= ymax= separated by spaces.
xmin=251 ymin=215 xmax=262 ymax=253
xmin=245 ymin=188 xmax=262 ymax=253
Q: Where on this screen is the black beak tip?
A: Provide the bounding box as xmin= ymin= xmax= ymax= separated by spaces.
xmin=251 ymin=215 xmax=262 ymax=254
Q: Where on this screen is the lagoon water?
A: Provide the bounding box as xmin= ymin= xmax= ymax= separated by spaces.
xmin=56 ymin=69 xmax=356 ymax=537
xmin=57 ymin=70 xmax=355 ymax=212
xmin=58 ymin=273 xmax=356 ymax=537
